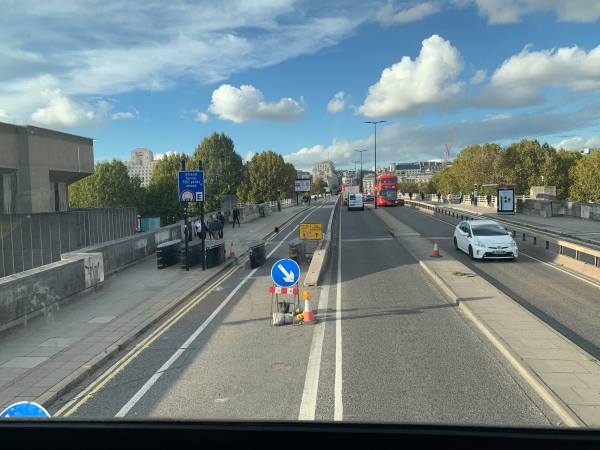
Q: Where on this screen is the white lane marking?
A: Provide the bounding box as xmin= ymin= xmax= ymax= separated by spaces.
xmin=519 ymin=252 xmax=600 ymax=291
xmin=407 ymin=208 xmax=600 ymax=291
xmin=342 ymin=237 xmax=393 ymax=242
xmin=115 ymin=206 xmax=323 ymax=417
xmin=298 ymin=273 xmax=331 ymax=420
xmin=334 ymin=204 xmax=343 ymax=421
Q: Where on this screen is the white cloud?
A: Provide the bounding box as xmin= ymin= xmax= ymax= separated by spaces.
xmin=556 ymin=135 xmax=600 ymax=150
xmin=377 ymin=1 xmax=441 ymax=25
xmin=470 ymin=69 xmax=487 ymax=84
xmin=326 ymin=91 xmax=347 ymax=114
xmin=474 ymin=42 xmax=600 ymax=108
xmin=0 ymin=1 xmax=365 ymax=125
xmin=481 ymin=113 xmax=512 ymax=121
xmin=155 ymin=151 xmax=179 ymax=160
xmin=208 ymin=84 xmax=304 ymax=123
xmin=111 ymin=111 xmax=135 ymax=120
xmin=358 ymin=35 xmax=464 ymax=117
xmin=0 ymin=109 xmax=10 ymax=122
xmin=195 ymin=112 xmax=209 ymax=123
xmin=286 ymin=103 xmax=600 ymax=169
xmin=454 ymin=0 xmax=600 ymax=24
xmin=31 ymin=90 xmax=111 ymax=127
xmin=242 ymin=151 xmax=256 ymax=163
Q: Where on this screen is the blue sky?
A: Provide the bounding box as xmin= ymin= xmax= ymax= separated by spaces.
xmin=1 ymin=0 xmax=600 ymax=169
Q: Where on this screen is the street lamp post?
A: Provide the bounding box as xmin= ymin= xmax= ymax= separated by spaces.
xmin=364 ymin=120 xmax=387 ymax=208
xmin=354 ymin=149 xmax=368 ymax=193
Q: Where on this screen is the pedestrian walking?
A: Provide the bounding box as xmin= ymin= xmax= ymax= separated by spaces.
xmin=486 ymin=194 xmax=492 ymax=207
xmin=184 ymin=220 xmax=193 ymax=242
xmin=217 ymin=211 xmax=225 ymax=239
xmin=409 ymin=192 xmax=412 ymax=200
xmin=232 ymin=206 xmax=241 ymax=228
xmin=210 ymin=214 xmax=220 ymax=240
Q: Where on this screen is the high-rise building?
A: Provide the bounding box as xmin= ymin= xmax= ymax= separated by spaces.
xmin=125 ymin=148 xmax=158 ymax=187
xmin=312 ymin=160 xmax=338 ymax=191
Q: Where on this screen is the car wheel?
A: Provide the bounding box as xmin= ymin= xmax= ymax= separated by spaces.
xmin=468 ymin=245 xmax=475 ymax=260
xmin=453 ymin=237 xmax=459 ymax=251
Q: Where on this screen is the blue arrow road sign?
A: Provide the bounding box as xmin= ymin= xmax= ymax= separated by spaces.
xmin=178 ymin=171 xmax=205 ymax=202
xmin=0 ymin=401 xmax=50 ymax=418
xmin=271 ymin=258 xmax=301 ymax=288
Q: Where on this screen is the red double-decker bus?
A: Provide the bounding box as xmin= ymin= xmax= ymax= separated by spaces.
xmin=374 ymin=173 xmax=398 ymax=206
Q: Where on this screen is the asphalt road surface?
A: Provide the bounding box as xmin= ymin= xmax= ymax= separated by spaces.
xmin=50 ymin=198 xmax=557 ymax=426
xmin=385 ymin=205 xmax=600 ymax=361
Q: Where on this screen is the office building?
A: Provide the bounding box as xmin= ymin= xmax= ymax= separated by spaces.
xmin=125 ymin=148 xmax=158 ymax=187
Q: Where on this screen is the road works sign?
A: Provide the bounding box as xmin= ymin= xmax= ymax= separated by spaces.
xmin=271 ymin=258 xmax=300 ymax=288
xmin=178 ymin=170 xmax=205 ymax=202
xmin=299 ymin=223 xmax=323 ymax=240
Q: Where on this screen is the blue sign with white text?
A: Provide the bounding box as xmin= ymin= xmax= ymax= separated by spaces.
xmin=0 ymin=401 xmax=50 ymax=418
xmin=178 ymin=171 xmax=205 ymax=202
xmin=271 ymin=258 xmax=301 ymax=288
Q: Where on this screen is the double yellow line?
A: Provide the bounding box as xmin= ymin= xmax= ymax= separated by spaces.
xmin=56 ymin=204 xmax=314 ymax=417
xmin=56 ymin=259 xmax=245 ymax=417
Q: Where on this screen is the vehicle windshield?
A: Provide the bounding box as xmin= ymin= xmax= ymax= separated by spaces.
xmin=379 ymin=190 xmax=397 ymax=201
xmin=472 ymin=225 xmax=509 ymax=236
xmin=2 ymin=0 xmax=600 ymax=432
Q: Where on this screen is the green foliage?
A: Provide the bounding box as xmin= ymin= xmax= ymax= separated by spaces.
xmin=145 ymin=152 xmax=189 ymax=225
xmin=541 ymin=150 xmax=581 ymax=200
xmin=500 ymin=139 xmax=553 ymax=195
xmin=69 ymin=160 xmax=142 ymax=208
xmin=450 ymin=143 xmax=503 ymax=193
xmin=569 ymin=151 xmax=600 ymax=203
xmin=190 ymin=133 xmax=243 ymax=211
xmin=311 ymin=176 xmax=326 ymax=195
xmin=237 ymin=151 xmax=296 ymax=202
xmin=397 ymin=182 xmax=420 ymax=194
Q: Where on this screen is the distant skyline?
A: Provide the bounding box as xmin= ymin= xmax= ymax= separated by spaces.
xmin=1 ymin=1 xmax=600 ymax=169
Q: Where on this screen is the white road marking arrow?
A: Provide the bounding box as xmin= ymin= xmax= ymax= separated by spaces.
xmin=277 ymin=263 xmax=295 ymax=283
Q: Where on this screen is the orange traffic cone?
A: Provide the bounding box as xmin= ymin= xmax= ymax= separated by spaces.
xmin=431 ymin=240 xmax=441 ymax=257
xmin=302 ymin=291 xmax=315 ymax=324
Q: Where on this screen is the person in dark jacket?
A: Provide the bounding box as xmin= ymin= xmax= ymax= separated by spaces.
xmin=217 ymin=211 xmax=225 ymax=238
xmin=232 ymin=207 xmax=241 ymax=228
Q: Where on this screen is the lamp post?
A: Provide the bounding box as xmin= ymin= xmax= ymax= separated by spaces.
xmin=364 ymin=120 xmax=387 ymax=208
xmin=355 ymin=149 xmax=368 ymax=194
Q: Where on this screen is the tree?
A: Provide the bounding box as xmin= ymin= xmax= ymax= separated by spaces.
xmin=190 ymin=133 xmax=243 ymax=211
xmin=569 ymin=151 xmax=600 ymax=203
xmin=69 ymin=160 xmax=142 ymax=208
xmin=145 ymin=153 xmax=189 ymax=225
xmin=237 ymin=151 xmax=296 ymax=202
xmin=311 ymin=176 xmax=326 ymax=195
xmin=397 ymin=181 xmax=420 ymax=194
xmin=450 ymin=143 xmax=503 ymax=193
xmin=500 ymin=139 xmax=552 ymax=195
xmin=541 ymin=150 xmax=581 ymax=200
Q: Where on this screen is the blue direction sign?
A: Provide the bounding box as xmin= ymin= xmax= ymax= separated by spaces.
xmin=0 ymin=401 xmax=50 ymax=418
xmin=271 ymin=258 xmax=301 ymax=288
xmin=178 ymin=171 xmax=205 ymax=202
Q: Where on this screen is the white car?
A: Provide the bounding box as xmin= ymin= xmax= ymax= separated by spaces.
xmin=453 ymin=219 xmax=518 ymax=260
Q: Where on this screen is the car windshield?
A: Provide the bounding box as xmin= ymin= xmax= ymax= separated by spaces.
xmin=2 ymin=0 xmax=600 ymax=434
xmin=472 ymin=225 xmax=509 ymax=236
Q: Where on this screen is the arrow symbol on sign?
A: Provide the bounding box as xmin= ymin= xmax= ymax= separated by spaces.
xmin=277 ymin=264 xmax=295 ymax=283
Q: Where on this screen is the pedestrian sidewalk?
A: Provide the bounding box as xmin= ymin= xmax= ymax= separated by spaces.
xmin=421 ymin=201 xmax=600 ymax=245
xmin=376 ymin=207 xmax=600 ymax=427
xmin=0 ymin=203 xmax=309 ymax=410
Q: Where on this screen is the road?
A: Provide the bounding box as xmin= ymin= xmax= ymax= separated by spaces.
xmin=50 ymin=197 xmax=558 ymax=425
xmin=385 ymin=206 xmax=600 ymax=360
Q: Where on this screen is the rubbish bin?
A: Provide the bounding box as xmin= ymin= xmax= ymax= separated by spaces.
xmin=181 ymin=240 xmax=203 ymax=268
xmin=248 ymin=240 xmax=266 ymax=268
xmin=205 ymin=240 xmax=225 ymax=268
xmin=156 ymin=239 xmax=181 ymax=269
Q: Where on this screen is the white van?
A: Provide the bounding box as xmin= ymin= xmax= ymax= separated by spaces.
xmin=348 ymin=193 xmax=364 ymax=211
